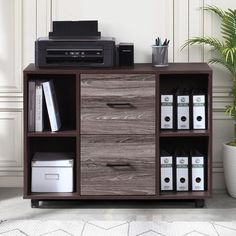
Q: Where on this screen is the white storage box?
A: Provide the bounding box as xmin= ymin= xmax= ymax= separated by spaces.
xmin=31 ymin=152 xmax=74 ymax=193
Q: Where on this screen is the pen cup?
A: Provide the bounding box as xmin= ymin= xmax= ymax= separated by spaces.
xmin=152 ymin=45 xmax=168 ymax=67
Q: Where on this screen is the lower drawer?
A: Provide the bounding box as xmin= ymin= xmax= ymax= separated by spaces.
xmin=81 ymin=135 xmax=156 ymax=195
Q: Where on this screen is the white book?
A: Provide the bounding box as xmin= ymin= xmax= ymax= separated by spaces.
xmin=161 ymin=95 xmax=173 ymax=129
xmin=42 ymin=80 xmax=61 ymax=132
xmin=35 ymin=81 xmax=44 ymax=132
xmin=177 ymin=95 xmax=190 ymax=130
xmin=28 ymin=81 xmax=36 ymax=132
xmin=176 ymin=156 xmax=189 ymax=191
xmin=160 ymin=155 xmax=173 ymax=191
xmin=193 ymin=95 xmax=206 ymax=129
xmin=192 ymin=156 xmax=205 ymax=191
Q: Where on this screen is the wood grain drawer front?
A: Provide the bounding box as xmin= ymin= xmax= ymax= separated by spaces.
xmin=81 ymin=135 xmax=156 ymax=196
xmin=81 ymin=74 xmax=155 ymax=134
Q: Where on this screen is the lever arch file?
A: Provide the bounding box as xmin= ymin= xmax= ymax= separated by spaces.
xmin=28 ymin=81 xmax=36 ymax=132
xmin=177 ymin=95 xmax=190 ymax=130
xmin=161 ymin=95 xmax=174 ymax=129
xmin=176 ymin=151 xmax=189 ymax=191
xmin=192 ymin=95 xmax=206 ymax=129
xmin=160 ymin=151 xmax=173 ymax=191
xmin=191 ymin=150 xmax=205 ymax=191
xmin=35 ymin=81 xmax=44 ymax=132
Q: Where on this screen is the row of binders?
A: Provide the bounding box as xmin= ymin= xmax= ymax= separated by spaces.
xmin=160 ymin=149 xmax=206 ymax=192
xmin=28 ymin=80 xmax=61 ymax=132
xmin=161 ymin=90 xmax=207 ymax=130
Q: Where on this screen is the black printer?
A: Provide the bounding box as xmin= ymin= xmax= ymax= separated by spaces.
xmin=35 ymin=21 xmax=116 ymax=67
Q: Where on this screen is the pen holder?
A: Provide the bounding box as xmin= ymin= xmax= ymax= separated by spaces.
xmin=152 ymin=45 xmax=168 ymax=67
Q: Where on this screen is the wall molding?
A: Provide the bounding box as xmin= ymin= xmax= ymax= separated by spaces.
xmin=0 ymin=0 xmax=22 ymax=94
xmin=0 ymin=111 xmax=23 ymax=175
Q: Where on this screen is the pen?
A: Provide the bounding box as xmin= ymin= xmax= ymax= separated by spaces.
xmin=162 ymin=38 xmax=167 ymax=46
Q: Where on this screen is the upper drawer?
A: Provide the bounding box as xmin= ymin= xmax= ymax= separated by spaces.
xmin=81 ymin=74 xmax=155 ymax=134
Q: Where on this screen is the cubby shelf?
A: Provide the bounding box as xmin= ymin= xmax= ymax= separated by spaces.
xmin=160 ymin=130 xmax=210 ymax=137
xmin=159 ymin=191 xmax=211 ymax=200
xmin=26 ymin=192 xmax=78 ymax=200
xmin=27 ymin=130 xmax=77 ymax=137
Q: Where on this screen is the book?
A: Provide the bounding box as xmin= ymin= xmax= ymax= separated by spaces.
xmin=28 ymin=81 xmax=36 ymax=131
xmin=35 ymin=81 xmax=44 ymax=132
xmin=42 ymin=80 xmax=61 ymax=132
xmin=160 ymin=150 xmax=174 ymax=191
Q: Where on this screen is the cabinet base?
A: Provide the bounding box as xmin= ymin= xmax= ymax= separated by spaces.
xmin=31 ymin=200 xmax=40 ymax=208
xmin=195 ymin=199 xmax=205 ymax=208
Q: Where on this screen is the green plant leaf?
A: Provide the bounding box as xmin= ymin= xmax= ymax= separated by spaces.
xmin=181 ymin=5 xmax=236 ymax=121
xmin=203 ymin=5 xmax=225 ymax=18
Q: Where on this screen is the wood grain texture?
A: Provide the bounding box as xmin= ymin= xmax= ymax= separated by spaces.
xmin=81 ymin=135 xmax=156 ymax=195
xmin=81 ymin=74 xmax=155 ymax=134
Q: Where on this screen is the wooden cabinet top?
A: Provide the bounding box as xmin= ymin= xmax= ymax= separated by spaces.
xmin=24 ymin=63 xmax=212 ymax=74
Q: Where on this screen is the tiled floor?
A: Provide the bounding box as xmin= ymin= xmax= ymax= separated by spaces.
xmin=0 ymin=188 xmax=236 ymax=235
xmin=1 ymin=220 xmax=236 ymax=235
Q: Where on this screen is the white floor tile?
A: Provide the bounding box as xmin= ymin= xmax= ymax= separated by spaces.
xmin=87 ymin=220 xmax=128 ymax=230
xmin=213 ymin=222 xmax=236 ymax=236
xmin=0 ymin=229 xmax=27 ymax=236
xmin=0 ymin=220 xmax=85 ymax=236
xmin=136 ymin=230 xmax=163 ymax=236
xmin=83 ymin=221 xmax=129 ymax=236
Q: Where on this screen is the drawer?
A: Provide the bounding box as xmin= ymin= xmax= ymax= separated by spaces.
xmin=81 ymin=74 xmax=155 ymax=134
xmin=81 ymin=135 xmax=156 ymax=195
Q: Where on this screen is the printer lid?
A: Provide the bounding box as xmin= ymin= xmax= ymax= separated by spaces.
xmin=32 ymin=152 xmax=74 ymax=167
xmin=37 ymin=36 xmax=115 ymax=42
xmin=49 ymin=21 xmax=101 ymax=38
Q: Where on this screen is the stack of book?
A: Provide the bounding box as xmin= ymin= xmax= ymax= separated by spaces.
xmin=160 ymin=149 xmax=206 ymax=192
xmin=161 ymin=89 xmax=206 ymax=130
xmin=28 ymin=80 xmax=61 ymax=132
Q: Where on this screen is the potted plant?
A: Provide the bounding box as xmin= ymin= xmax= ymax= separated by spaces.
xmin=182 ymin=5 xmax=236 ymax=197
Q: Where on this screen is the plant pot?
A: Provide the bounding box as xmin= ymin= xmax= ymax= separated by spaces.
xmin=223 ymin=143 xmax=236 ymax=198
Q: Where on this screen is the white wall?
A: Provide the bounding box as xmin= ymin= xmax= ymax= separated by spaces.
xmin=0 ymin=0 xmax=235 ymax=189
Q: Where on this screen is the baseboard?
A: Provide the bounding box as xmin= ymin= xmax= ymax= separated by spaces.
xmin=0 ymin=176 xmax=23 ymax=187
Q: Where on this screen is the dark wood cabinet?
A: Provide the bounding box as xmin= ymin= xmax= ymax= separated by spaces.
xmin=23 ymin=63 xmax=212 ymax=206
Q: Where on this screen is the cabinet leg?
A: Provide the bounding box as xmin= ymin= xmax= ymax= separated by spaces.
xmin=31 ymin=200 xmax=40 ymax=208
xmin=195 ymin=199 xmax=204 ymax=208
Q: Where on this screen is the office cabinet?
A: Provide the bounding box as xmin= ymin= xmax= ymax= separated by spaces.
xmin=23 ymin=63 xmax=212 ymax=208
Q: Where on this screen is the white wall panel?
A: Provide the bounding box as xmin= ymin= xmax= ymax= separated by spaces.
xmin=153 ymin=0 xmax=174 ymax=63
xmin=0 ymin=0 xmax=22 ymax=93
xmin=0 ymin=177 xmax=23 ymax=187
xmin=37 ymin=0 xmax=52 ymax=37
xmin=0 ymin=111 xmax=23 ymax=174
xmin=52 ymin=0 xmax=171 ymax=63
xmin=173 ymin=0 xmax=189 ymax=62
xmin=22 ymin=0 xmax=36 ymax=68
xmin=0 ymin=0 xmax=24 ymax=186
xmin=189 ymin=0 xmax=204 ymax=62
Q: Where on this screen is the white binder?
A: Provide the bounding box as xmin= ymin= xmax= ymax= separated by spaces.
xmin=160 ymin=155 xmax=173 ymax=191
xmin=43 ymin=80 xmax=61 ymax=132
xmin=192 ymin=156 xmax=205 ymax=191
xmin=193 ymin=95 xmax=206 ymax=129
xmin=176 ymin=156 xmax=189 ymax=191
xmin=177 ymin=95 xmax=190 ymax=130
xmin=35 ymin=81 xmax=44 ymax=132
xmin=161 ymin=95 xmax=173 ymax=129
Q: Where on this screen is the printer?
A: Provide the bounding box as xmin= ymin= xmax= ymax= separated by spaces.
xmin=35 ymin=21 xmax=116 ymax=68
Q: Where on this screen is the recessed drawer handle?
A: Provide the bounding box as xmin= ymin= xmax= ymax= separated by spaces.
xmin=106 ymin=102 xmax=133 ymax=108
xmin=106 ymin=163 xmax=131 ymax=167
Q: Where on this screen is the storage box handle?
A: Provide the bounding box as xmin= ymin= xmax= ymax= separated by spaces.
xmin=45 ymin=173 xmax=59 ymax=180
